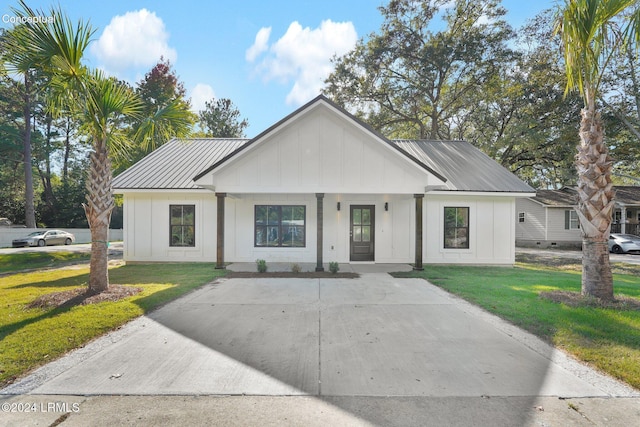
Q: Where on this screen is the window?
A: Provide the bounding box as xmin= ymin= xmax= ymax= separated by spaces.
xmin=565 ymin=210 xmax=580 ymax=230
xmin=444 ymin=207 xmax=469 ymax=249
xmin=255 ymin=205 xmax=305 ymax=247
xmin=518 ymin=212 xmax=525 ymax=223
xmin=170 ymin=205 xmax=195 ymax=247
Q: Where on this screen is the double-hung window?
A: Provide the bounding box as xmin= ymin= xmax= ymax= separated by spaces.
xmin=444 ymin=207 xmax=469 ymax=249
xmin=255 ymin=205 xmax=305 ymax=247
xmin=170 ymin=205 xmax=195 ymax=247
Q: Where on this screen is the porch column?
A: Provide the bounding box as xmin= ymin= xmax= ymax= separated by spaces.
xmin=414 ymin=194 xmax=424 ymax=271
xmin=216 ymin=192 xmax=226 ymax=269
xmin=316 ymin=193 xmax=324 ymax=272
xmin=621 ymin=206 xmax=627 ymax=234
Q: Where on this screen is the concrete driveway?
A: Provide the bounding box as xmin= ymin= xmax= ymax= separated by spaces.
xmin=3 ymin=270 xmax=637 ymax=426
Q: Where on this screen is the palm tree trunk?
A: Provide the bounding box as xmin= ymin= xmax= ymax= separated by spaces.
xmin=575 ymin=108 xmax=615 ymax=301
xmin=84 ymin=138 xmax=114 ymax=293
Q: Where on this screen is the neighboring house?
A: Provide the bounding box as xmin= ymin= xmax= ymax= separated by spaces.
xmin=113 ymin=95 xmax=535 ymax=267
xmin=516 ymin=186 xmax=640 ymax=249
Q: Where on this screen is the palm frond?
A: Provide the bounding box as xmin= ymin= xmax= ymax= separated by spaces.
xmin=134 ymin=99 xmax=195 ymax=151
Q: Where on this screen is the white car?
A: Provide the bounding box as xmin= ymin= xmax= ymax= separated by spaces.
xmin=608 ymin=233 xmax=640 ymax=254
xmin=12 ymin=230 xmax=75 ymax=248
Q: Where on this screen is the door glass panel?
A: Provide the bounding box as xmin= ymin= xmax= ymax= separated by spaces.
xmin=353 ymin=226 xmax=362 ymax=242
xmin=353 ymin=208 xmax=361 ymax=225
xmin=362 ymin=209 xmax=371 ymax=225
xmin=362 ymin=225 xmax=370 ymax=242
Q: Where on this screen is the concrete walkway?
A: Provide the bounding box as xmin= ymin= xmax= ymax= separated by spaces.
xmin=2 ymin=271 xmax=639 ymax=426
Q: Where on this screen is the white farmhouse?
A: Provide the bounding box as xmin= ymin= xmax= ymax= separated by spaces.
xmin=113 ymin=96 xmax=535 ymax=268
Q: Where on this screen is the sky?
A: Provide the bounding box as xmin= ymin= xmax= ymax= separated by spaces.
xmin=1 ymin=0 xmax=556 ymax=137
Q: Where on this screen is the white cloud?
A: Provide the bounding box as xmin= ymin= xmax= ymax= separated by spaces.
xmin=245 ymin=27 xmax=272 ymax=62
xmin=248 ymin=20 xmax=357 ymax=106
xmin=90 ymin=9 xmax=177 ymax=73
xmin=190 ymin=83 xmax=216 ymax=113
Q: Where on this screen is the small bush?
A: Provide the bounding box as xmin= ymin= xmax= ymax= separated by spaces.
xmin=329 ymin=261 xmax=339 ymax=274
xmin=256 ymin=259 xmax=267 ymax=273
xmin=291 ymin=263 xmax=301 ymax=273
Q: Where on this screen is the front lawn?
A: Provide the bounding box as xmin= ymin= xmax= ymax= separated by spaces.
xmin=0 ymin=251 xmax=91 ymax=274
xmin=394 ymin=263 xmax=640 ymax=390
xmin=0 ymin=263 xmax=225 ymax=387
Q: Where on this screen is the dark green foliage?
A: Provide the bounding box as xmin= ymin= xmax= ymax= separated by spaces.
xmin=197 ymin=97 xmax=248 ymax=138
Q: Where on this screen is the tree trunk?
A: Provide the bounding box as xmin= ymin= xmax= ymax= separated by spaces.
xmin=83 ymin=138 xmax=114 ymax=293
xmin=23 ymin=73 xmax=36 ymax=228
xmin=575 ymin=108 xmax=615 ymax=301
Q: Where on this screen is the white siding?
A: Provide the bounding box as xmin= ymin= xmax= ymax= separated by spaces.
xmin=123 ymin=192 xmax=217 ymax=262
xmin=196 ymin=107 xmax=444 ymax=194
xmin=515 ymin=198 xmax=546 ymax=240
xmin=424 ymin=194 xmax=516 ymax=265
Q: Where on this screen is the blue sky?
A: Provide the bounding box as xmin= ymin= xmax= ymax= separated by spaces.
xmin=2 ymin=1 xmax=556 ymax=137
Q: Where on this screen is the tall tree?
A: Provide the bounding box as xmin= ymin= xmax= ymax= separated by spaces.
xmin=555 ymin=0 xmax=640 ymax=300
xmin=325 ymin=0 xmax=515 ymax=140
xmin=1 ymin=25 xmax=39 ymax=227
xmin=197 ymin=97 xmax=249 ymax=137
xmin=13 ymin=2 xmax=193 ymax=293
xmin=458 ymin=10 xmax=582 ymax=188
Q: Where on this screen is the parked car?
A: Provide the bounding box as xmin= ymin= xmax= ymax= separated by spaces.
xmin=11 ymin=230 xmax=75 ymax=248
xmin=608 ymin=233 xmax=640 ymax=254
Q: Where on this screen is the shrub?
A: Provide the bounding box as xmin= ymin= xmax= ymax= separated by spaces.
xmin=256 ymin=259 xmax=267 ymax=273
xmin=291 ymin=263 xmax=301 ymax=273
xmin=329 ymin=261 xmax=339 ymax=274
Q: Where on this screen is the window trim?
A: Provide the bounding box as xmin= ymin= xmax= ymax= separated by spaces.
xmin=170 ymin=204 xmax=196 ymax=247
xmin=443 ymin=206 xmax=470 ymax=249
xmin=565 ymin=210 xmax=580 ymax=230
xmin=254 ymin=205 xmax=306 ymax=248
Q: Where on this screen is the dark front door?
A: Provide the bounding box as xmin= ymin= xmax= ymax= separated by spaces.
xmin=350 ymin=205 xmax=375 ymax=261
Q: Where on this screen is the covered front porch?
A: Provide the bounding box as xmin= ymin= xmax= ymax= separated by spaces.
xmin=213 ymin=192 xmax=426 ymax=271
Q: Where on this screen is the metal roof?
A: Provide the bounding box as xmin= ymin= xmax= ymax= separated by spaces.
xmin=113 ymin=138 xmax=248 ymax=190
xmin=393 ymin=140 xmax=535 ymax=193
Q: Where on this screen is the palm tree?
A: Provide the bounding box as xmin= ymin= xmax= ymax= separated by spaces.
xmin=556 ymin=0 xmax=640 ymax=300
xmin=11 ymin=1 xmax=193 ymax=293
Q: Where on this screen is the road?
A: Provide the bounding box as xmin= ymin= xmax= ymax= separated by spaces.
xmin=0 ymin=241 xmax=123 ymax=259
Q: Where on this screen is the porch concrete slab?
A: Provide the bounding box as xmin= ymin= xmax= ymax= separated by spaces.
xmin=226 ymin=262 xmax=413 ymax=273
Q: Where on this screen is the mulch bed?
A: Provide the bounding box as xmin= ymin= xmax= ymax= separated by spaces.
xmin=27 ymin=285 xmax=142 ymax=309
xmin=540 ymin=290 xmax=640 ymax=311
xmin=226 ymin=271 xmax=359 ymax=279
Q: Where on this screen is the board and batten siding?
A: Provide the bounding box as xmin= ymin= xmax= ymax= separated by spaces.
xmin=196 ymin=107 xmax=443 ymax=195
xmin=424 ymin=194 xmax=516 ymax=265
xmin=122 ymin=192 xmax=217 ymax=262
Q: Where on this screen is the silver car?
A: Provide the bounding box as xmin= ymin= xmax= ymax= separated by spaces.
xmin=608 ymin=233 xmax=640 ymax=254
xmin=11 ymin=230 xmax=75 ymax=248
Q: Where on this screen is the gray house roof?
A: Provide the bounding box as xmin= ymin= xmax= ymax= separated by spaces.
xmin=114 ymin=96 xmax=534 ymax=194
xmin=113 ymin=138 xmax=247 ymax=190
xmin=531 ymin=186 xmax=640 ymax=207
xmin=530 ymin=188 xmax=578 ymax=206
xmin=394 ymin=140 xmax=535 ymax=193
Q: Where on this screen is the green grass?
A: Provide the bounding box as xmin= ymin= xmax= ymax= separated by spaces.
xmin=394 ymin=264 xmax=640 ymax=390
xmin=0 ymin=251 xmax=91 ymax=274
xmin=0 ymin=263 xmax=225 ymax=387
